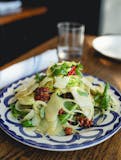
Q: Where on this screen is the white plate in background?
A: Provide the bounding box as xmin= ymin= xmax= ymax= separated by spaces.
xmin=92 ymin=35 xmax=121 ymax=60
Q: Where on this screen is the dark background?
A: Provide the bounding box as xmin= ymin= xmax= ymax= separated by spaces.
xmin=0 ymin=0 xmax=101 ymax=66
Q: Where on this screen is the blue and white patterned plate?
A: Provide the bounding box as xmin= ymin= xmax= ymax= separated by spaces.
xmin=0 ymin=74 xmax=121 ymax=151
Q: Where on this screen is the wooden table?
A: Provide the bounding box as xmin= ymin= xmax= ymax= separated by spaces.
xmin=0 ymin=7 xmax=47 ymax=25
xmin=0 ymin=35 xmax=121 ymax=160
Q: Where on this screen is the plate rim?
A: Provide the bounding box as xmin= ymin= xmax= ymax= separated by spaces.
xmin=92 ymin=35 xmax=121 ymax=60
xmin=0 ymin=73 xmax=121 ymax=151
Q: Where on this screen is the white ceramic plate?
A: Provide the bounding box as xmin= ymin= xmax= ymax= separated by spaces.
xmin=0 ymin=74 xmax=121 ymax=151
xmin=92 ymin=35 xmax=121 ymax=60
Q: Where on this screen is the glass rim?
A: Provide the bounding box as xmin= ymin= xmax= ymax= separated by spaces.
xmin=57 ymin=22 xmax=85 ymax=31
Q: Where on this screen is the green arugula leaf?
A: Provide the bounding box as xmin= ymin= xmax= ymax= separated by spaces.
xmin=94 ymin=83 xmax=110 ymax=110
xmin=53 ymin=68 xmax=68 ymax=76
xmin=75 ymin=68 xmax=83 ymax=77
xmin=50 ymin=62 xmax=83 ymax=76
xmin=77 ymin=63 xmax=83 ymax=70
xmin=58 ymin=113 xmax=71 ymax=124
xmin=35 ymin=73 xmax=46 ymax=83
xmin=10 ymin=103 xmax=21 ymax=118
xmin=10 ymin=103 xmax=28 ymax=118
xmin=100 ymin=82 xmax=110 ymax=110
xmin=64 ymin=101 xmax=76 ymax=111
xmin=21 ymin=120 xmax=34 ymax=127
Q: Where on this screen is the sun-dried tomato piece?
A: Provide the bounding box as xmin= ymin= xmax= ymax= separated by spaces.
xmin=34 ymin=87 xmax=50 ymax=102
xmin=68 ymin=66 xmax=76 ymax=76
xmin=58 ymin=108 xmax=65 ymax=115
xmin=64 ymin=127 xmax=73 ymax=135
xmin=79 ymin=117 xmax=85 ymax=126
xmin=79 ymin=117 xmax=93 ymax=127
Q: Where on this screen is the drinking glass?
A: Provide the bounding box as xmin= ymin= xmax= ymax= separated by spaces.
xmin=57 ymin=22 xmax=85 ymax=61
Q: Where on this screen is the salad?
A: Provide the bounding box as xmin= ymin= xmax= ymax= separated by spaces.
xmin=9 ymin=61 xmax=119 ymax=136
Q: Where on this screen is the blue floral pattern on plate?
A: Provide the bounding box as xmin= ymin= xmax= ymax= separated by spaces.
xmin=0 ymin=74 xmax=121 ymax=151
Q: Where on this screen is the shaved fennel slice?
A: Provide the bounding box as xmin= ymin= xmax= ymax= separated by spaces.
xmin=32 ymin=114 xmax=40 ymax=126
xmin=33 ymin=101 xmax=47 ymax=114
xmin=54 ymin=76 xmax=70 ymax=89
xmin=46 ymin=120 xmax=58 ymax=135
xmin=15 ymin=83 xmax=39 ymax=98
xmin=45 ymin=93 xmax=75 ymax=122
xmin=82 ymin=77 xmax=104 ymax=93
xmin=45 ymin=93 xmax=63 ymax=122
xmin=70 ymin=87 xmax=94 ymax=120
xmin=23 ymin=109 xmax=35 ymax=121
xmin=18 ymin=94 xmax=35 ymax=105
xmin=15 ymin=101 xmax=31 ymax=112
xmin=39 ymin=77 xmax=53 ymax=87
xmin=15 ymin=78 xmax=36 ymax=92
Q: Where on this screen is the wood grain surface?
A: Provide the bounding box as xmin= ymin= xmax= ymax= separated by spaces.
xmin=0 ymin=7 xmax=47 ymax=25
xmin=0 ymin=35 xmax=121 ymax=160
